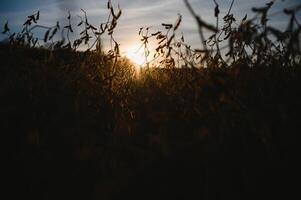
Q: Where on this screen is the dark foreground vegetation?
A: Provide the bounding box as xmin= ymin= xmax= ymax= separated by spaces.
xmin=2 ymin=0 xmax=301 ymax=199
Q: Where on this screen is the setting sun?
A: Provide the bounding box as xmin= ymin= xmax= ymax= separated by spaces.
xmin=124 ymin=44 xmax=146 ymax=66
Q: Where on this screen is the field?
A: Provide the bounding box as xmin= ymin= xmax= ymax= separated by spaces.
xmin=2 ymin=0 xmax=301 ymax=199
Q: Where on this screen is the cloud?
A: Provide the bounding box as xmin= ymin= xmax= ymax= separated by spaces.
xmin=0 ymin=0 xmax=300 ymax=48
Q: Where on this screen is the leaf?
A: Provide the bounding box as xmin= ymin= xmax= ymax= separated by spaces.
xmin=224 ymin=32 xmax=231 ymax=40
xmin=2 ymin=21 xmax=10 ymax=34
xmin=242 ymin=14 xmax=247 ymax=22
xmin=174 ymin=14 xmax=182 ymax=31
xmin=114 ymin=41 xmax=120 ymax=55
xmin=155 ymin=46 xmax=161 ymax=52
xmin=283 ymin=8 xmax=294 ymax=15
xmin=225 ymin=50 xmax=231 ymax=57
xmin=138 ymin=27 xmax=143 ymax=35
xmin=162 ymin=23 xmax=173 ymax=29
xmin=156 ymin=34 xmax=165 ymax=40
xmin=30 ymin=15 xmax=37 ymax=23
xmin=167 ymin=34 xmax=175 ymax=47
xmin=214 ymin=5 xmax=220 ymax=18
xmin=111 ymin=7 xmax=117 ymax=19
xmin=208 ymin=34 xmax=215 ymax=41
xmin=80 ymin=30 xmax=86 ymax=35
xmin=56 ymin=21 xmax=60 ymax=29
xmin=44 ymin=29 xmax=50 ymax=42
xmin=166 ymin=47 xmax=172 ymax=58
xmin=181 ymin=34 xmax=184 ymax=42
xmin=151 ymin=31 xmax=161 ymax=36
xmin=36 ymin=11 xmax=40 ymax=20
xmin=23 ymin=19 xmax=31 ymax=26
xmin=62 ymin=42 xmax=71 ymax=49
xmin=194 ymin=49 xmax=208 ymax=53
xmin=83 ymin=35 xmax=91 ymax=44
xmin=266 ymin=1 xmax=274 ymax=7
xmin=49 ymin=28 xmax=58 ymax=40
xmin=116 ymin=10 xmax=122 ymax=19
xmin=252 ymin=6 xmax=268 ymax=13
xmin=67 ymin=12 xmax=71 ymax=20
xmin=158 ymin=37 xmax=166 ymax=44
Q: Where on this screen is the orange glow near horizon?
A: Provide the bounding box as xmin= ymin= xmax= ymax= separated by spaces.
xmin=124 ymin=44 xmax=146 ymax=66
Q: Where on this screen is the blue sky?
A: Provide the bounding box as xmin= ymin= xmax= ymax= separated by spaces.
xmin=0 ymin=0 xmax=300 ymax=52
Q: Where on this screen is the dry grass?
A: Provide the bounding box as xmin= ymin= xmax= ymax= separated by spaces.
xmin=2 ymin=0 xmax=301 ymax=199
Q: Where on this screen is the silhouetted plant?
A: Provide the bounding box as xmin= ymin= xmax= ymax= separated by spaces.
xmin=134 ymin=0 xmax=300 ymax=69
xmin=1 ymin=1 xmax=301 ymax=199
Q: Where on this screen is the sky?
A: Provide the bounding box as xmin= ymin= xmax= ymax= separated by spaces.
xmin=0 ymin=0 xmax=300 ymax=53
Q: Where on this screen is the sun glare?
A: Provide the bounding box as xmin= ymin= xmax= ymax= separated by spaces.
xmin=124 ymin=44 xmax=146 ymax=66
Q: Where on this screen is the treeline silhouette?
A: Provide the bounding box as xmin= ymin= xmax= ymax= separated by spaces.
xmin=1 ymin=0 xmax=301 ymax=199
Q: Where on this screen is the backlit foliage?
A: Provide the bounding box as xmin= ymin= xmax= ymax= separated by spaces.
xmin=2 ymin=1 xmax=301 ymax=199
